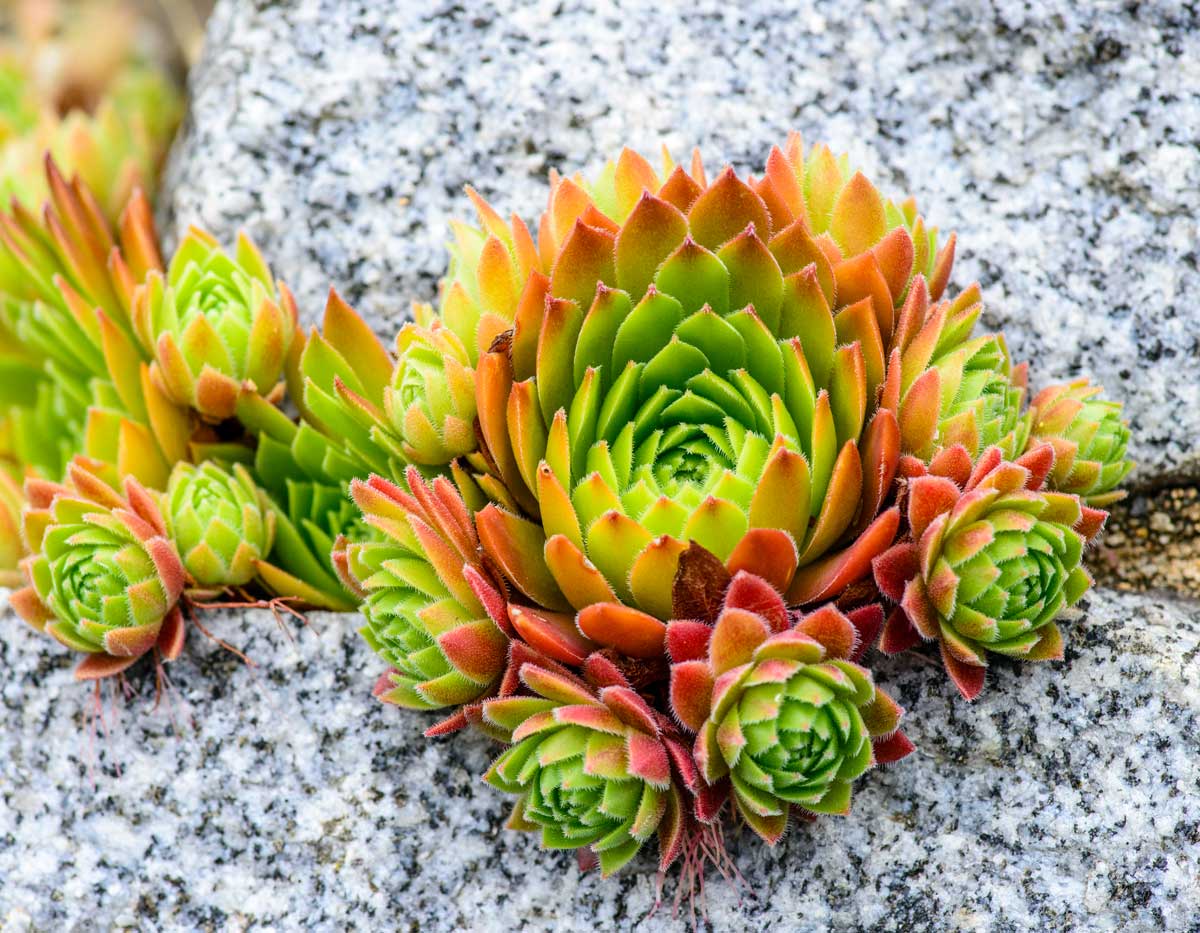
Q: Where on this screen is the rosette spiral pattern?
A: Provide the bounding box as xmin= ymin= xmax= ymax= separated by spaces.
xmin=383 ymin=319 xmax=477 ymax=465
xmin=1030 ymin=378 xmax=1133 ymax=506
xmin=880 ymin=282 xmax=1030 ymax=461
xmin=11 ymin=458 xmax=185 ymax=679
xmin=873 ymin=445 xmax=1106 ymax=699
xmin=667 ymin=571 xmax=912 ymax=842
xmin=132 ymin=228 xmax=298 ymax=423
xmin=165 ymin=461 xmax=274 ymax=588
xmin=458 ymin=136 xmax=963 ymax=638
xmin=481 ymin=654 xmax=694 ymax=876
xmin=345 ymin=468 xmax=511 ymax=711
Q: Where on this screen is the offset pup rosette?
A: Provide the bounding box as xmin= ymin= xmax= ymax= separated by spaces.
xmin=667 ymin=570 xmax=912 ymax=842
xmin=11 ymin=457 xmax=185 ymax=679
xmin=1029 ymin=378 xmax=1133 ymax=505
xmin=481 ymin=653 xmax=697 ymax=876
xmin=345 ymin=467 xmax=513 ymax=714
xmin=873 ymin=444 xmax=1107 ymax=699
xmin=132 ymin=228 xmax=299 ymax=423
xmin=164 ymin=461 xmax=275 ymax=588
xmin=383 ymin=318 xmax=478 ymax=465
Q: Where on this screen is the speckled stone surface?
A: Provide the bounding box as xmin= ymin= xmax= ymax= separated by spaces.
xmin=16 ymin=1 xmax=1191 ymax=929
xmin=159 ymin=0 xmax=1200 ymax=490
xmin=1 ymin=588 xmax=1197 ymax=931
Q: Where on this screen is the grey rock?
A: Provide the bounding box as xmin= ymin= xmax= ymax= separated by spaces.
xmin=159 ymin=0 xmax=1200 ymax=490
xmin=1 ymin=588 xmax=1197 ymax=931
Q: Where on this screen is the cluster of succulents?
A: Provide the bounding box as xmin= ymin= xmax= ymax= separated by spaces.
xmin=311 ymin=136 xmax=1129 ymax=875
xmin=0 ymin=143 xmax=358 ymax=671
xmin=1 ymin=107 xmax=1133 ymax=883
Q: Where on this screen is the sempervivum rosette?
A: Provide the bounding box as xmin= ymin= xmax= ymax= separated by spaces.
xmin=1029 ymin=378 xmax=1133 ymax=506
xmin=879 ymin=280 xmax=1031 ymax=460
xmin=132 ymin=227 xmax=299 ymax=423
xmin=668 ymin=571 xmax=912 ymax=842
xmin=344 ymin=467 xmax=513 ymax=716
xmin=872 ymin=444 xmax=1108 ymax=699
xmin=383 ymin=318 xmax=478 ymax=465
xmin=481 ymin=653 xmax=697 ymax=876
xmin=10 ymin=457 xmax=186 ymax=679
xmin=164 ymin=461 xmax=275 ymax=588
xmin=458 ymin=136 xmax=950 ymax=619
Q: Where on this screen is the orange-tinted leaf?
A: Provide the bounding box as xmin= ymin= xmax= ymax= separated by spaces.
xmin=577 ymin=602 xmax=667 ymax=659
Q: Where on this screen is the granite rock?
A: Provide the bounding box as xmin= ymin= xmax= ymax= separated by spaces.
xmin=1 ymin=588 xmax=1197 ymax=931
xmin=158 ymin=0 xmax=1200 ymax=490
xmin=37 ymin=2 xmax=1194 ymax=928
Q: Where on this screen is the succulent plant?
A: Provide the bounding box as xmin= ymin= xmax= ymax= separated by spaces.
xmin=277 ymin=288 xmax=403 ymax=480
xmin=0 ymin=119 xmax=1138 ymax=886
xmin=931 ymin=334 xmax=1029 ymax=458
xmin=345 ymin=468 xmax=513 ymax=711
xmin=877 ymin=280 xmax=1031 ymax=461
xmin=481 ymin=653 xmax=693 ymax=876
xmin=244 ymin=133 xmax=1140 ymax=885
xmin=132 ymin=228 xmax=299 ymax=424
xmin=455 ymin=139 xmax=948 ymax=615
xmin=382 ymin=318 xmax=478 ymax=465
xmin=0 ymin=157 xmax=187 ymax=486
xmin=480 ymin=300 xmax=901 ymax=623
xmin=665 ymin=569 xmax=911 ymax=842
xmin=164 ymin=461 xmax=275 ymax=589
xmin=1029 ymin=379 xmax=1133 ymax=506
xmin=872 ymin=444 xmax=1107 ymax=699
xmin=10 ymin=457 xmax=186 ymax=679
